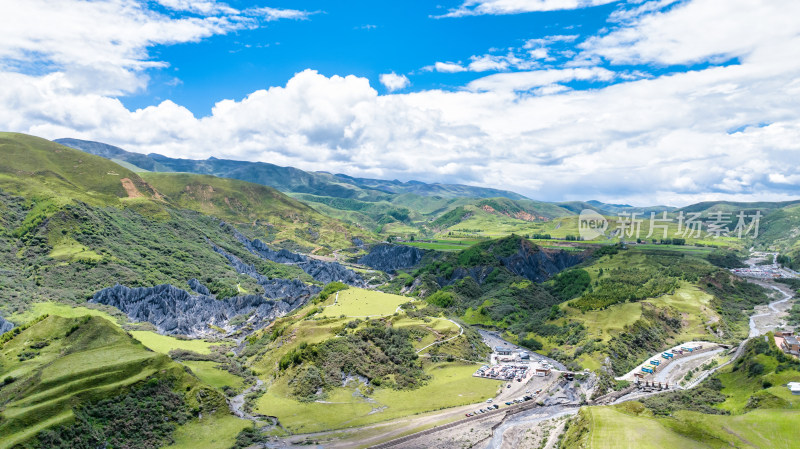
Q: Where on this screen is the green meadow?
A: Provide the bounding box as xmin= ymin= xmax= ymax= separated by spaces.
xmin=319 ymin=287 xmax=412 ymax=317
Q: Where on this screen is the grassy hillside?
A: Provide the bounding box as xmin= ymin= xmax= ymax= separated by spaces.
xmin=755 ymin=203 xmax=800 ymax=269
xmin=0 ymin=132 xmax=159 ymax=207
xmin=0 ymin=315 xmax=244 ymax=448
xmin=0 ymin=133 xmax=364 ymax=317
xmin=562 ymin=337 xmax=800 ymax=449
xmin=142 ymin=172 xmax=366 ymax=251
xmin=535 ymin=248 xmax=769 ymax=375
xmin=239 ymin=286 xmax=497 ymax=433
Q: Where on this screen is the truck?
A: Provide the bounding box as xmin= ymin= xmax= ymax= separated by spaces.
xmin=681 ymin=346 xmax=694 ymax=352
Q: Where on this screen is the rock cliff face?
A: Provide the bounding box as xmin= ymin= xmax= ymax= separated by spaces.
xmin=91 ymin=284 xmax=304 ymax=337
xmin=439 ymin=239 xmax=585 ymax=286
xmin=211 ymin=244 xmax=322 ymax=299
xmin=0 ymin=315 xmax=14 ymax=334
xmin=187 ymin=278 xmax=211 ymax=296
xmin=230 ymin=226 xmax=365 ymax=286
xmin=499 ymin=247 xmax=585 ymax=282
xmin=358 ymin=244 xmax=424 ymax=273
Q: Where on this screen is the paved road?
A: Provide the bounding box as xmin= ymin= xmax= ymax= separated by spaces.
xmin=652 ymin=348 xmax=724 ymax=383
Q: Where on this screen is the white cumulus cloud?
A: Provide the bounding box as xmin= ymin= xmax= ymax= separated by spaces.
xmin=2 ymin=0 xmax=800 ymax=205
xmin=379 ymin=72 xmax=410 ymax=92
xmin=437 ymin=0 xmax=619 ymax=18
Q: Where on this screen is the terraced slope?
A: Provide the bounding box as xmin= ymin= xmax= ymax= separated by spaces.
xmin=0 ymin=315 xmax=231 ymax=448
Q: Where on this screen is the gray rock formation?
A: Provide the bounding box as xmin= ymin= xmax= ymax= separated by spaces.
xmin=500 ymin=247 xmax=585 ymax=282
xmin=0 ymin=315 xmax=14 ymax=334
xmin=228 ymin=225 xmax=365 ymax=286
xmin=187 ymin=278 xmax=211 ymax=296
xmin=358 ymin=244 xmax=424 ymax=273
xmin=211 ymin=244 xmax=322 ymax=299
xmin=439 ymin=241 xmax=585 ymax=286
xmin=91 ymin=284 xmax=304 ymax=337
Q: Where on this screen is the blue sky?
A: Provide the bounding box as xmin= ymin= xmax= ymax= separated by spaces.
xmin=1 ymin=0 xmax=800 ymax=205
xmin=132 ymin=1 xmax=616 ymax=114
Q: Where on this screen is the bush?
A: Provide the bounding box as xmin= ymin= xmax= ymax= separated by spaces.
xmin=426 ymin=290 xmax=455 ymax=308
xmin=35 ymin=377 xmax=190 ymax=448
xmin=519 ymin=337 xmax=543 ymax=351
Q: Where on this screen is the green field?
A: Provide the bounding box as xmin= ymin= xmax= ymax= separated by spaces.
xmin=168 ymin=410 xmax=250 ymax=449
xmin=8 ymin=302 xmax=124 ymax=325
xmin=573 ymin=406 xmax=800 ymax=449
xmin=255 ymin=363 xmax=500 ymax=433
xmin=48 ymin=237 xmax=103 ymax=262
xmin=319 ymin=288 xmax=412 ymax=318
xmin=129 ymin=330 xmax=219 ymax=355
xmin=182 ymin=361 xmax=244 ymax=390
xmin=400 ymin=239 xmax=484 ymax=252
xmin=585 ymin=407 xmax=705 ymax=449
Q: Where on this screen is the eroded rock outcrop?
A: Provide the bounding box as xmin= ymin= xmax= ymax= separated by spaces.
xmin=229 ymin=226 xmax=365 ymax=286
xmin=210 ymin=244 xmax=322 ymax=299
xmin=91 ymin=284 xmax=304 ymax=337
xmin=500 ymin=246 xmax=585 ymax=282
xmin=358 ymin=244 xmax=424 ymax=273
xmin=187 ymin=278 xmax=211 ymax=296
xmin=0 ymin=315 xmax=14 ymax=334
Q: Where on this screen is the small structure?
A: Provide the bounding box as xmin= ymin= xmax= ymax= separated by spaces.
xmin=496 ymin=346 xmax=513 ymax=356
xmin=782 ymin=335 xmax=800 ymax=356
xmin=519 ymin=352 xmax=530 ymax=361
xmin=788 ymin=382 xmax=800 ymax=395
xmin=535 ymin=367 xmax=551 ymax=377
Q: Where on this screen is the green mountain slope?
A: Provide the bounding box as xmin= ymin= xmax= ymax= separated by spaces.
xmin=0 ymin=133 xmax=366 ymax=319
xmin=0 ymin=133 xmax=159 ymax=207
xmin=0 ymin=315 xmax=236 ymax=448
xmin=562 ymin=337 xmax=800 ymax=449
xmin=55 ymin=137 xmax=527 ymax=200
xmin=755 ymin=203 xmax=800 ymax=268
xmin=141 ymin=172 xmax=364 ymax=251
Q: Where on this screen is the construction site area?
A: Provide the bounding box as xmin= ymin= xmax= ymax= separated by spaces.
xmin=616 ymin=341 xmax=728 ymax=388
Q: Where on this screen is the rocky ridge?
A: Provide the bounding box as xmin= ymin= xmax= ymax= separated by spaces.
xmin=358 ymin=244 xmax=425 ymax=273
xmin=0 ymin=315 xmax=14 ymax=334
xmin=229 ymin=224 xmax=366 ymax=287
xmin=91 ymin=284 xmax=302 ymax=337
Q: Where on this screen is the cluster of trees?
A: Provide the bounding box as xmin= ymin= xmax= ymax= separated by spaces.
xmin=605 ymin=306 xmax=682 ymax=375
xmin=36 ymin=378 xmax=190 ymax=449
xmin=569 ymin=267 xmax=679 ymax=311
xmin=284 ymin=322 xmax=428 ymax=401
